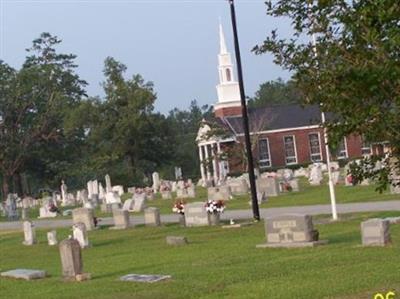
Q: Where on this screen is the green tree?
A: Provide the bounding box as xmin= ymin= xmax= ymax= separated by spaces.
xmin=254 ymin=0 xmax=400 ymax=189
xmin=166 ymin=100 xmax=212 ymax=179
xmin=248 ymin=78 xmax=302 ymax=108
xmin=81 ymin=57 xmax=173 ymax=186
xmin=0 ymin=33 xmax=86 ymax=196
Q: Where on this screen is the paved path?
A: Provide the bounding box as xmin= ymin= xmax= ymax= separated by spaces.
xmin=1 ymin=200 xmax=399 ymax=231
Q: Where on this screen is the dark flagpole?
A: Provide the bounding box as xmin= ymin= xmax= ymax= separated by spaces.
xmin=228 ymin=0 xmax=260 ymax=221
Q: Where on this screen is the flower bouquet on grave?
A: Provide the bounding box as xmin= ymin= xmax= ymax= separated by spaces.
xmin=172 ymin=199 xmax=186 ymax=227
xmin=204 ymin=200 xmax=225 ymax=226
xmin=204 ymin=200 xmax=225 ymax=214
xmin=172 ymin=199 xmax=186 ymax=215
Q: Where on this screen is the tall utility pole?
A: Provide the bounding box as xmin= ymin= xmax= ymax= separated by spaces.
xmin=309 ymin=3 xmax=338 ymax=220
xmin=228 ymin=0 xmax=260 ymax=221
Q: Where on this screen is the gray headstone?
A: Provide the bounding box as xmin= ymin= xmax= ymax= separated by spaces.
xmin=72 ymin=208 xmax=95 ymax=231
xmin=184 ymin=202 xmax=209 ymax=227
xmin=1 ymin=269 xmax=46 ymax=280
xmin=257 ymin=177 xmax=279 ymax=197
xmin=187 ymin=186 xmax=196 ymax=198
xmin=59 ymin=239 xmax=83 ymax=280
xmin=144 ymin=207 xmax=161 ymax=227
xmin=265 ymin=214 xmax=315 ymax=243
xmin=208 ymin=186 xmax=231 ymax=201
xmin=166 ymin=236 xmax=188 ymax=245
xmin=227 ymin=178 xmax=248 ymax=195
xmin=21 ymin=208 xmax=29 ymax=220
xmin=361 ymin=218 xmax=391 ymax=246
xmin=112 ymin=209 xmax=130 ymax=229
xmin=161 ymin=191 xmax=172 ymax=199
xmin=22 ymin=220 xmax=36 ymax=245
xmin=288 ymin=179 xmax=300 ymax=192
xmin=256 ymin=214 xmax=327 ymax=248
xmin=176 ymin=188 xmax=188 ymax=198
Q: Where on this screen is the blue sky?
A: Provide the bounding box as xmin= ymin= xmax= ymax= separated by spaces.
xmin=0 ymin=0 xmax=292 ymax=113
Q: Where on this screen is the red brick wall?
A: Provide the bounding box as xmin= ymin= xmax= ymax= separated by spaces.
xmin=255 ymin=128 xmax=326 ymax=167
xmin=214 ymin=106 xmax=242 ymax=118
xmin=233 ymin=129 xmax=365 ymax=169
xmin=345 ymin=134 xmax=363 ymax=157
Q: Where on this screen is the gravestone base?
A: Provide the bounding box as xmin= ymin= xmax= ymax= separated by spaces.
xmin=222 ymin=222 xmax=253 ymax=229
xmin=256 ymin=240 xmax=328 ymax=248
xmin=63 ymin=273 xmax=91 ymax=282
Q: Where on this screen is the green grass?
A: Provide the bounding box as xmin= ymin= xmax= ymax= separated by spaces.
xmin=1 ymin=177 xmax=398 ymax=222
xmin=0 ymin=211 xmax=399 ymax=299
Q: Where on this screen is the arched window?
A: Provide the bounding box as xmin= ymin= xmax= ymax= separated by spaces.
xmin=226 ymin=69 xmax=231 ymax=82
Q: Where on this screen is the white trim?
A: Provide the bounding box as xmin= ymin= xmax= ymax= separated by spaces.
xmin=361 ymin=136 xmax=372 ymax=156
xmin=283 ymin=135 xmax=298 ymax=165
xmin=337 ymin=137 xmax=348 ymax=159
xmin=258 ymin=138 xmax=272 ymax=168
xmin=198 ymin=145 xmax=206 ymax=182
xmin=308 ymin=132 xmax=322 ymax=162
xmin=198 ymin=137 xmax=235 ymax=147
xmin=213 ymin=101 xmax=241 ymax=110
xmin=235 ymin=124 xmax=321 ymax=137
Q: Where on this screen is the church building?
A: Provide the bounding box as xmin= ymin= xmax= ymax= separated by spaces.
xmin=196 ymin=24 xmax=387 ymax=184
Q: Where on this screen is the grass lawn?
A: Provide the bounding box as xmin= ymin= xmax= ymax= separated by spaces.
xmin=0 ymin=211 xmax=399 ymax=299
xmin=1 ymin=177 xmax=399 ymax=222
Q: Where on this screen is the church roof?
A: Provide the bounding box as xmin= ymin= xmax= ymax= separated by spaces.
xmin=222 ymin=104 xmax=331 ymax=135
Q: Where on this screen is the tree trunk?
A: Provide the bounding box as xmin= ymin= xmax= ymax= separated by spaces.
xmin=2 ymin=175 xmax=10 ymax=199
xmin=13 ymin=173 xmax=23 ymax=196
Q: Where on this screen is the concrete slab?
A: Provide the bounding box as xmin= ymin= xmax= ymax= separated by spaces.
xmin=1 ymin=269 xmax=46 ymax=280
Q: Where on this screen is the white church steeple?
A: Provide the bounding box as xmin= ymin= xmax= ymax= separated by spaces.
xmin=214 ymin=22 xmax=241 ymax=114
xmin=219 ymin=23 xmax=228 ymax=54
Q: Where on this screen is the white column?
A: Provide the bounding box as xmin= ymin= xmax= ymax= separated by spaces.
xmin=204 ymin=144 xmax=211 ymax=181
xmin=212 ymin=143 xmax=218 ymax=184
xmin=217 ymin=142 xmax=222 ymax=182
xmin=198 ymin=145 xmax=206 ymax=183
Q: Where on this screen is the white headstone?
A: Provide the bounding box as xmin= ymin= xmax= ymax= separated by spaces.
xmin=106 ymin=191 xmax=121 ymax=204
xmin=309 ymin=164 xmax=323 ymax=185
xmin=122 ymin=198 xmax=135 ymax=211
xmin=73 ymin=222 xmax=90 ymax=248
xmin=61 ymin=180 xmax=68 ymax=206
xmin=105 ymin=174 xmax=112 ymax=193
xmin=132 ymin=194 xmax=146 ymax=212
xmin=99 ymin=183 xmax=106 ymax=202
xmin=22 ymin=221 xmax=36 ymax=245
xmin=152 ymin=172 xmax=160 ymax=192
xmin=47 ymin=230 xmax=58 ymax=246
xmin=112 ymin=185 xmax=124 ymax=196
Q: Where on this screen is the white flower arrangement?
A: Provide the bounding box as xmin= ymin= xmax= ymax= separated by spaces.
xmin=205 ymin=200 xmax=225 ymax=214
xmin=172 ymin=200 xmax=185 ymax=215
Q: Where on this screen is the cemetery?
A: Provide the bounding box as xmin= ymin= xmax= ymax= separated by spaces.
xmin=1 ymin=0 xmax=399 ymax=298
xmin=0 ymin=211 xmax=399 ymax=298
xmin=1 ymin=167 xmax=400 ymax=299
